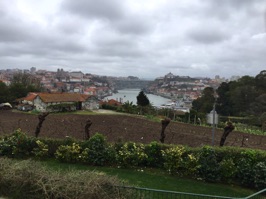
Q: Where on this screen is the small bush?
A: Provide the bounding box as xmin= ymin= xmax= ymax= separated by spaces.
xmin=219 ymin=158 xmax=237 ymax=182
xmin=181 ymin=153 xmax=200 ymax=177
xmin=236 ymin=150 xmax=257 ymax=187
xmin=101 ymin=104 xmax=118 ymax=111
xmin=198 ymin=146 xmax=220 ymax=182
xmin=38 ymin=137 xmax=74 ymax=157
xmin=80 ymin=133 xmax=115 ymax=166
xmin=116 ymin=142 xmax=147 ymax=167
xmin=162 ymin=145 xmax=185 ymax=174
xmin=55 ymin=142 xmax=82 ymax=163
xmin=254 ymin=162 xmax=266 ymax=190
xmin=32 ymin=140 xmax=49 ymax=159
xmin=144 ymin=141 xmax=165 ymax=168
xmin=0 ymin=129 xmax=36 ymax=158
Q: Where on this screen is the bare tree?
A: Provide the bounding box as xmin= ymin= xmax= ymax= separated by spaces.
xmin=220 ymin=121 xmax=235 ymax=146
xmin=35 ymin=112 xmax=49 ymax=138
xmin=160 ymin=118 xmax=171 ymax=143
xmin=84 ymin=119 xmax=92 ymax=140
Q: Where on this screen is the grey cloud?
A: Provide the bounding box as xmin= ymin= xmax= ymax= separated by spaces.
xmin=0 ymin=18 xmax=32 ymax=42
xmin=0 ymin=9 xmax=5 ymax=18
xmin=113 ymin=15 xmax=153 ymax=35
xmin=92 ymin=35 xmax=144 ymax=58
xmin=187 ymin=26 xmax=229 ymax=44
xmin=0 ymin=0 xmax=265 ymax=79
xmin=55 ymin=16 xmax=87 ymax=35
xmin=89 ymin=25 xmax=147 ymax=58
xmin=96 ymin=45 xmax=144 ymax=58
xmin=208 ymin=0 xmax=262 ymax=10
xmin=62 ymin=0 xmax=124 ymax=20
xmin=61 ymin=0 xmax=153 ymax=35
xmin=0 ymin=30 xmax=87 ymax=59
xmin=203 ymin=0 xmax=265 ymax=20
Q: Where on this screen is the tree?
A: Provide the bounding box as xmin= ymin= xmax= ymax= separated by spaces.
xmin=220 ymin=121 xmax=235 ymax=146
xmin=259 ymin=112 xmax=266 ymax=131
xmin=122 ymin=101 xmax=136 ymax=113
xmin=12 ymin=73 xmax=42 ymax=90
xmin=160 ymin=118 xmax=171 ymax=143
xmin=249 ymin=94 xmax=266 ymax=116
xmin=8 ymin=73 xmax=42 ymax=102
xmin=192 ymin=87 xmax=215 ymax=114
xmin=9 ymin=83 xmax=28 ymax=100
xmin=229 ymin=85 xmax=258 ymax=116
xmin=0 ymin=82 xmax=9 ymax=103
xmin=255 ymin=70 xmax=266 ymax=94
xmin=136 ymin=91 xmax=150 ymax=106
xmin=216 ymin=82 xmax=232 ymax=116
xmin=84 ymin=119 xmax=92 ymax=140
xmin=136 ymin=91 xmax=150 ymax=115
xmin=35 ymin=112 xmax=49 ymax=138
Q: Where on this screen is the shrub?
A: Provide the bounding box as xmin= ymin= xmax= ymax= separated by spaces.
xmin=198 ymin=146 xmax=220 ymax=182
xmin=116 ymin=142 xmax=147 ymax=167
xmin=101 ymin=104 xmax=118 ymax=111
xmin=181 ymin=153 xmax=200 ymax=177
xmin=236 ymin=150 xmax=257 ymax=187
xmin=80 ymin=133 xmax=115 ymax=166
xmin=47 ymin=102 xmax=77 ymax=112
xmin=55 ymin=142 xmax=82 ymax=163
xmin=0 ymin=129 xmax=36 ymax=158
xmin=32 ymin=140 xmax=49 ymax=159
xmin=219 ymin=158 xmax=237 ymax=182
xmin=40 ymin=136 xmax=76 ymax=157
xmin=144 ymin=141 xmax=165 ymax=168
xmin=254 ymin=162 xmax=266 ymax=190
xmin=162 ymin=145 xmax=185 ymax=174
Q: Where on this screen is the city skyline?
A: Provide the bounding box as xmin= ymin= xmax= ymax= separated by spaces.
xmin=0 ymin=0 xmax=265 ymax=79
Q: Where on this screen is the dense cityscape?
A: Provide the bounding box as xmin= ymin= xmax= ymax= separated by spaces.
xmin=0 ymin=67 xmax=241 ymax=104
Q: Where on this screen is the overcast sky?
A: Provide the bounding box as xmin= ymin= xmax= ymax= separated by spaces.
xmin=0 ymin=0 xmax=265 ymax=79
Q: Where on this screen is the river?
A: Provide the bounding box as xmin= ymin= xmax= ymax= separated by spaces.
xmin=103 ymin=89 xmax=171 ymax=106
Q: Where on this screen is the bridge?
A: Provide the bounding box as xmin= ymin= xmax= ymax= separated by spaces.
xmin=112 ymin=80 xmax=152 ymax=90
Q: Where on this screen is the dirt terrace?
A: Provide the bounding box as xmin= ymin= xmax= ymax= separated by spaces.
xmin=0 ymin=110 xmax=265 ymax=150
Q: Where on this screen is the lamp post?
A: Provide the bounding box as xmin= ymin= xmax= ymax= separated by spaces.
xmin=211 ymin=103 xmax=216 ymax=146
xmin=211 ymin=95 xmax=218 ymax=146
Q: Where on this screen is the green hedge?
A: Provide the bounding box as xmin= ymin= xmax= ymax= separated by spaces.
xmin=1 ymin=130 xmax=266 ymax=189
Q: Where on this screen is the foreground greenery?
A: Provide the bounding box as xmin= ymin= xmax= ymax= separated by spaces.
xmin=0 ymin=157 xmax=256 ymax=199
xmin=43 ymin=159 xmax=255 ymax=197
xmin=1 ymin=129 xmax=266 ymax=192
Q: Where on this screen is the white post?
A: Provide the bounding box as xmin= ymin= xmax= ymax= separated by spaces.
xmin=212 ymin=103 xmax=216 ymax=146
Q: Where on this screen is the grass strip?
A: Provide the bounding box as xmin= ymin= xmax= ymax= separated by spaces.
xmin=42 ymin=159 xmax=255 ymax=198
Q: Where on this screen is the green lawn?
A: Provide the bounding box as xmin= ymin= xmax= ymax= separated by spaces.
xmin=42 ymin=159 xmax=256 ymax=198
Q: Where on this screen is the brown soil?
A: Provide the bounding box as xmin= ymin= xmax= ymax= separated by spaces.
xmin=0 ymin=110 xmax=265 ymax=150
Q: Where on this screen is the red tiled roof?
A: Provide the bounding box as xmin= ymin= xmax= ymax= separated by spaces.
xmin=85 ymin=87 xmax=96 ymax=92
xmin=37 ymin=93 xmax=91 ymax=103
xmin=23 ymin=93 xmax=38 ymax=101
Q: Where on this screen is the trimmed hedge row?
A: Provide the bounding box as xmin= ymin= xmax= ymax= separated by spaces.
xmin=0 ymin=129 xmax=266 ymax=189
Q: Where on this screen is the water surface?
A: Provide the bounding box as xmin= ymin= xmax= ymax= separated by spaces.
xmin=104 ymin=89 xmax=171 ymax=106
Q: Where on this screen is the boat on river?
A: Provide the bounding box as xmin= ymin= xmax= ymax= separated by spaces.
xmin=159 ymin=101 xmax=190 ymax=113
